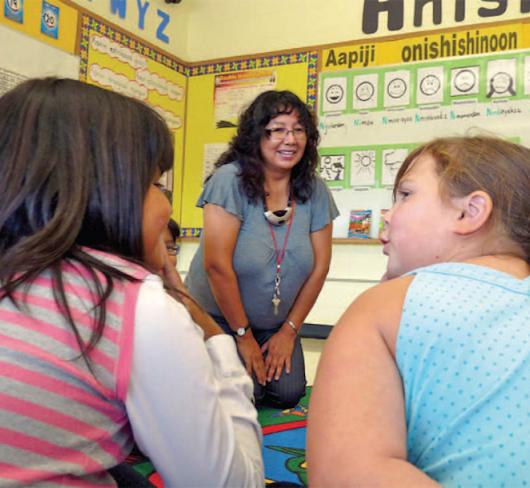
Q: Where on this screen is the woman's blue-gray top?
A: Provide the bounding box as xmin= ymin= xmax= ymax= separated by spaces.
xmin=397 ymin=262 xmax=530 ymax=487
xmin=185 ymin=162 xmax=339 ymax=330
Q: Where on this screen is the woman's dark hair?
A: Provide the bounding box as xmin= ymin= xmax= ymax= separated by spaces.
xmin=0 ymin=78 xmax=174 ymax=362
xmin=167 ymin=218 xmax=181 ymax=242
xmin=212 ymin=90 xmax=319 ymax=203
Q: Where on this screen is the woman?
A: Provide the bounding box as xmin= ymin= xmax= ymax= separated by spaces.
xmin=0 ymin=78 xmax=263 ymax=487
xmin=308 ymin=136 xmax=530 ymax=486
xmin=186 ymin=90 xmax=338 ymax=408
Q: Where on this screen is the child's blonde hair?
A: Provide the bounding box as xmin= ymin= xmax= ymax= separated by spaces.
xmin=394 ymin=136 xmax=530 ymax=262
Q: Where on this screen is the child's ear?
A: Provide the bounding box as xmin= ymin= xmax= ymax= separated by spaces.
xmin=453 ymin=191 xmax=493 ymax=235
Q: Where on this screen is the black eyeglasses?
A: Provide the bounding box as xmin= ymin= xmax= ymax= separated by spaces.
xmin=166 ymin=244 xmax=180 ymax=256
xmin=264 ymin=127 xmax=307 ymax=142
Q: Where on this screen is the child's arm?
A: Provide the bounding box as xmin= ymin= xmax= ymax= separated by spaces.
xmin=126 ymin=276 xmax=263 ymax=487
xmin=307 ymin=277 xmax=440 ymax=487
xmin=160 ymin=252 xmax=224 ymax=341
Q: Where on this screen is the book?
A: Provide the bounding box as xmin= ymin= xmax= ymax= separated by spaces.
xmin=348 ymin=209 xmax=372 ymax=239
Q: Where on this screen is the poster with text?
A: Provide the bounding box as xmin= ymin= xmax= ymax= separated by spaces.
xmin=318 ymin=21 xmax=530 ymax=237
xmin=214 ymin=70 xmax=276 ymax=128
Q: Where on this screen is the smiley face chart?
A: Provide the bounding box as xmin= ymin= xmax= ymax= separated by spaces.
xmin=317 ymin=25 xmax=530 ymax=239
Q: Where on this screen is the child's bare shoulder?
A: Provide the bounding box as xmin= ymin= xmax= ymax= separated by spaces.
xmin=333 ymin=275 xmax=416 ymax=354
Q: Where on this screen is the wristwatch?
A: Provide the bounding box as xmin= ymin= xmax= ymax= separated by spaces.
xmin=234 ymin=324 xmax=250 ymax=337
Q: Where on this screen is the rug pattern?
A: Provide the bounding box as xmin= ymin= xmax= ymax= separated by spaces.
xmin=123 ymin=387 xmax=312 ymax=486
xmin=258 ymin=387 xmax=310 ymax=486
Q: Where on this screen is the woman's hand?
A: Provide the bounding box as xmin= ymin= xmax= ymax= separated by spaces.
xmin=237 ymin=333 xmax=267 ymax=386
xmin=261 ymin=326 xmax=296 ymax=382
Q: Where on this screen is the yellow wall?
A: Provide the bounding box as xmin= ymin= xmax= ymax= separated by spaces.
xmin=78 ymin=14 xmax=188 ymax=222
xmin=63 ymin=1 xmax=530 ymax=62
xmin=3 ymin=2 xmax=528 ymax=65
xmin=0 ymin=0 xmax=78 ymax=54
xmin=184 ymin=0 xmax=530 ymax=61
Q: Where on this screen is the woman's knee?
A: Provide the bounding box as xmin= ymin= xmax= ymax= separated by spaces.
xmin=277 ymin=390 xmax=305 ymax=409
xmin=267 ymin=377 xmax=306 ymax=408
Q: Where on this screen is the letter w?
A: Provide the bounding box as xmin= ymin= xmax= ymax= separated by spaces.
xmin=111 ymin=0 xmax=127 ymax=19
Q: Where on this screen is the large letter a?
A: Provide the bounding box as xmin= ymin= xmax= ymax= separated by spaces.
xmin=362 ymin=0 xmax=404 ymax=34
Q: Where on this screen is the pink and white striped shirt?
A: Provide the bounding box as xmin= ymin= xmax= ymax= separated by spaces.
xmin=0 ymin=250 xmax=148 ymax=487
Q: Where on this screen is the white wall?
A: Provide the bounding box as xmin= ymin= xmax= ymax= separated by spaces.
xmin=0 ymin=24 xmax=79 ymax=80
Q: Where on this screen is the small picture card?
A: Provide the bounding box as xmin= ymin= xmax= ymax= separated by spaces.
xmin=322 ymin=76 xmax=347 ymax=113
xmin=320 ymin=154 xmax=345 ymax=182
xmin=348 ymin=209 xmax=372 ymax=239
xmin=41 ymin=1 xmax=59 ymax=39
xmin=5 ymin=0 xmax=23 ymax=23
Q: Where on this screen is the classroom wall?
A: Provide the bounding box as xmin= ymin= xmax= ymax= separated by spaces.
xmin=3 ymin=0 xmax=529 ymax=328
xmin=0 ymin=0 xmax=78 ymax=53
xmin=74 ymin=2 xmax=530 ymax=328
xmin=184 ymin=0 xmax=530 ymax=60
xmin=0 ymin=23 xmax=79 ymax=80
xmin=69 ymin=0 xmax=189 ymax=58
xmin=59 ymin=1 xmax=530 ymax=62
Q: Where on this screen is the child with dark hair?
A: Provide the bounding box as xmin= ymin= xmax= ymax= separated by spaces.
xmin=0 ymin=78 xmax=263 ymax=487
xmin=167 ymin=218 xmax=181 ymax=241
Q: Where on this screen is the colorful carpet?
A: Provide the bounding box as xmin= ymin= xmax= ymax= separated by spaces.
xmin=121 ymin=387 xmax=312 ymax=486
xmin=259 ymin=387 xmax=310 ymax=486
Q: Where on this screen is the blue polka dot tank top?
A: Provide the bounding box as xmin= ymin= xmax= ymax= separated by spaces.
xmin=397 ymin=262 xmax=530 ymax=487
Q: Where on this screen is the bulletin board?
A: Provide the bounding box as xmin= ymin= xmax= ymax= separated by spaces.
xmin=317 ymin=19 xmax=530 ymax=239
xmin=7 ymin=2 xmax=527 ymax=242
xmin=78 ymin=14 xmax=188 ymax=220
xmin=180 ymin=51 xmax=318 ymax=235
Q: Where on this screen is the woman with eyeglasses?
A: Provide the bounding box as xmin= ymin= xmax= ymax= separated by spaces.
xmin=186 ymin=90 xmax=338 ymax=408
